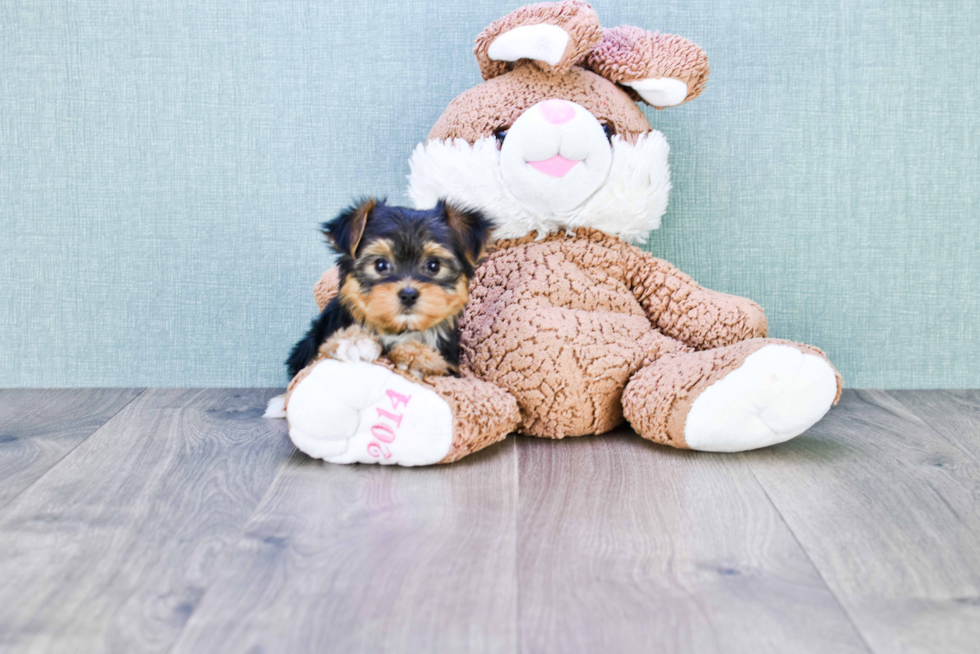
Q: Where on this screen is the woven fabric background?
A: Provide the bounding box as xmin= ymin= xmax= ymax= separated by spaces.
xmin=1 ymin=0 xmax=978 ymax=388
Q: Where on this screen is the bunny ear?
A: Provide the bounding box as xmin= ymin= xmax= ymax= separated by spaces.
xmin=474 ymin=0 xmax=602 ymax=81
xmin=586 ymin=26 xmax=709 ymax=108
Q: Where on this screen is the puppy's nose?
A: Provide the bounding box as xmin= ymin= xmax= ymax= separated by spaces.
xmin=539 ymin=99 xmax=575 ymax=125
xmin=397 ymin=287 xmax=420 ymax=307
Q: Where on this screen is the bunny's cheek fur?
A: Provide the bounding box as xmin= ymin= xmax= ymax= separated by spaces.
xmin=408 ymin=130 xmax=671 ymax=244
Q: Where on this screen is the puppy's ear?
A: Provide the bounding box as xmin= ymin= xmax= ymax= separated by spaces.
xmin=322 ymin=198 xmax=377 ymax=257
xmin=440 ymin=200 xmax=493 ymax=267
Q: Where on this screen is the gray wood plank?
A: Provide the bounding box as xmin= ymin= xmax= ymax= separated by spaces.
xmin=517 ymin=431 xmax=869 ymax=654
xmin=886 ymin=390 xmax=980 ymax=465
xmin=0 ymin=388 xmax=143 ymax=509
xmin=0 ymin=389 xmax=293 ymax=654
xmin=745 ymin=390 xmax=980 ymax=654
xmin=170 ymin=439 xmax=518 ymax=654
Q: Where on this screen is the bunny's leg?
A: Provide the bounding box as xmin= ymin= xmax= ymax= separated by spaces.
xmin=282 ymin=358 xmax=519 ymax=466
xmin=622 ymin=339 xmax=841 ymax=452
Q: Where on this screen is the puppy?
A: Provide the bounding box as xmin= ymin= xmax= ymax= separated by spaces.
xmin=286 ymin=198 xmax=492 ymax=379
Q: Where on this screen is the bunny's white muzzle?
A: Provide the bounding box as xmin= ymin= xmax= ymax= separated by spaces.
xmin=499 ymin=99 xmax=613 ymax=215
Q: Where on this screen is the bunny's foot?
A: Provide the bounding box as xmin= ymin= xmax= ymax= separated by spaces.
xmin=275 ymin=359 xmax=520 ymax=466
xmin=623 ymin=339 xmax=841 ymax=452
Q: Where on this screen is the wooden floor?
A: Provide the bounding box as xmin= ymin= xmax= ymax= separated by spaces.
xmin=0 ymin=390 xmax=978 ymax=653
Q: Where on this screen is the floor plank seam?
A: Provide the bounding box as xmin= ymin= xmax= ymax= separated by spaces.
xmin=740 ymin=451 xmax=878 ymax=654
xmin=164 ymin=446 xmax=300 ymax=654
xmin=885 ymin=390 xmax=980 ymax=471
xmin=0 ymin=388 xmax=148 ymax=514
xmin=514 ymin=437 xmax=522 ymax=654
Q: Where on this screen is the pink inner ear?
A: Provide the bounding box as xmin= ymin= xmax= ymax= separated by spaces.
xmin=528 ymin=155 xmax=580 ymax=178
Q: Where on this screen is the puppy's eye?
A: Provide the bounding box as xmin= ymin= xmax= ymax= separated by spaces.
xmin=374 ymin=258 xmax=390 ymax=273
xmin=601 ymin=122 xmax=615 ymax=141
xmin=425 ymin=258 xmax=441 ymax=274
xmin=494 ymin=128 xmax=509 ymax=148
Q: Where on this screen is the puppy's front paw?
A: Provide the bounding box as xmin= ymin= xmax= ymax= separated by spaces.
xmin=319 ymin=325 xmax=381 ymax=364
xmin=387 ymin=341 xmax=451 ymax=378
xmin=332 ymin=337 xmax=382 ymax=363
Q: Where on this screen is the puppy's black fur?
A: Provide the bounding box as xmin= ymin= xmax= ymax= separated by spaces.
xmin=286 ymin=199 xmax=492 ymax=378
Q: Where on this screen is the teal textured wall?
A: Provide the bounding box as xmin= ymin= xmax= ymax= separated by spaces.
xmin=1 ymin=0 xmax=978 ymax=388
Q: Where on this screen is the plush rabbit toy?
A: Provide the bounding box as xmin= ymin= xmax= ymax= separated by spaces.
xmin=274 ymin=0 xmax=841 ymax=466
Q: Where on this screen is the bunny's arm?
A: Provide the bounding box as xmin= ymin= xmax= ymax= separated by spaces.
xmin=313 ymin=267 xmax=341 ymax=312
xmin=624 ymin=247 xmax=768 ymax=350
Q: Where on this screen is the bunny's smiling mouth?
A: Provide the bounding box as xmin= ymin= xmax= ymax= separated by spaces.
xmin=527 ymin=154 xmax=581 ymax=178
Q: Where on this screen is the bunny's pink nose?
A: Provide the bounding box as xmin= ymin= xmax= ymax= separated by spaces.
xmin=538 ymin=99 xmax=575 ymax=125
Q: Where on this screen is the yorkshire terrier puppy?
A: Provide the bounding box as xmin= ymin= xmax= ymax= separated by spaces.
xmin=286 ymin=198 xmax=492 ymax=379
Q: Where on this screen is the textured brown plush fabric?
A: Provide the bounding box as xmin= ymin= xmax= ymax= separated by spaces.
xmin=586 ymin=26 xmax=710 ymax=106
xmin=622 ymin=339 xmax=843 ymax=448
xmin=428 ymin=63 xmax=652 ymax=144
xmin=460 ymin=228 xmax=769 ymax=437
xmin=295 ymin=1 xmax=841 ymax=459
xmin=310 ymin=227 xmax=822 ymax=444
xmin=474 ymin=0 xmax=602 ymax=80
xmin=315 ymin=268 xmax=339 ymax=313
xmin=432 ymin=0 xmax=712 ymax=142
xmin=313 ymin=266 xmax=340 ymax=310
xmin=425 ymin=373 xmax=522 ymax=463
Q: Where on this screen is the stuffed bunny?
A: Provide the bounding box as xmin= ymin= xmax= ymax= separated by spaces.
xmin=275 ymin=0 xmax=841 ymax=465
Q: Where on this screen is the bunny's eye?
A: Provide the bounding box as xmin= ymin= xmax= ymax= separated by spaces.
xmin=494 ymin=128 xmax=509 ymax=148
xmin=601 ymin=122 xmax=615 ymax=141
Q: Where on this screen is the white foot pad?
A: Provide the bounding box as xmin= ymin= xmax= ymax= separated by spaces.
xmin=684 ymin=344 xmax=838 ymax=452
xmin=285 ymin=359 xmax=453 ymax=466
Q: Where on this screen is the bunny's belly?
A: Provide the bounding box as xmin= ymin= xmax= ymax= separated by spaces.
xmin=465 ymin=302 xmax=691 ymax=437
xmin=459 ymin=235 xmax=690 ymax=437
